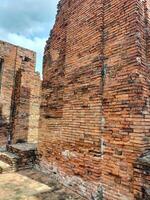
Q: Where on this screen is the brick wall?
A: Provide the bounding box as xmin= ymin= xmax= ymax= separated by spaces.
xmin=38 ymin=0 xmax=150 ymax=199
xmin=0 ymin=40 xmax=41 ymax=146
xmin=133 ymin=151 xmax=150 ymax=200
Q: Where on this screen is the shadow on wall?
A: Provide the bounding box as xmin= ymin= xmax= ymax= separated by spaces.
xmin=17 ymin=85 xmax=31 ymax=143
xmin=0 ymin=69 xmax=31 ymax=146
xmin=10 ymin=69 xmax=31 ymax=144
xmin=0 ymin=104 xmax=9 ymax=146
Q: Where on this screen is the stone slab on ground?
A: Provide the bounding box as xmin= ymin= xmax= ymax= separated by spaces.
xmin=0 ymin=169 xmax=84 ymax=200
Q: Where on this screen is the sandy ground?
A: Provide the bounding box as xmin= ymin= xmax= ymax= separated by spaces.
xmin=0 ymin=169 xmax=84 ymax=200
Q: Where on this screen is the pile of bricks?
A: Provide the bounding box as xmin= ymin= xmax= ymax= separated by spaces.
xmin=38 ymin=0 xmax=150 ymax=199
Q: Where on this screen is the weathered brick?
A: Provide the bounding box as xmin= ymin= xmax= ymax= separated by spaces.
xmin=38 ymin=0 xmax=150 ymax=199
xmin=0 ymin=40 xmax=41 ymax=145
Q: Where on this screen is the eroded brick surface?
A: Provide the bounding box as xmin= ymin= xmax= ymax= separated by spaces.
xmin=38 ymin=0 xmax=150 ymax=199
xmin=133 ymin=151 xmax=150 ymax=200
xmin=0 ymin=40 xmax=41 ymax=145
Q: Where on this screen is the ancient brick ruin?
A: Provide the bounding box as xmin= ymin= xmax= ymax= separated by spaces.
xmin=0 ymin=0 xmax=150 ymax=199
xmin=0 ymin=40 xmax=41 ymax=146
xmin=38 ymin=0 xmax=150 ymax=199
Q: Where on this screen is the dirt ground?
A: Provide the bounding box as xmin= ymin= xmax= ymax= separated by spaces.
xmin=0 ymin=169 xmax=85 ymax=200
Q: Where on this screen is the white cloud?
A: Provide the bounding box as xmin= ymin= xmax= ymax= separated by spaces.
xmin=0 ymin=0 xmax=59 ymax=36
xmin=0 ymin=0 xmax=59 ymax=76
xmin=0 ymin=28 xmax=46 ymax=75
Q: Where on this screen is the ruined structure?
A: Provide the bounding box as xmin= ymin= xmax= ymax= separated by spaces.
xmin=0 ymin=40 xmax=41 ymax=146
xmin=38 ymin=0 xmax=150 ymax=199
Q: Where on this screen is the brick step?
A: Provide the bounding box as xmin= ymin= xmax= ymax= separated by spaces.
xmin=0 ymin=160 xmax=13 ymax=173
xmin=7 ymin=143 xmax=37 ymax=170
xmin=7 ymin=143 xmax=37 ymax=155
xmin=0 ymin=143 xmax=37 ymax=172
xmin=0 ymin=151 xmax=19 ymax=172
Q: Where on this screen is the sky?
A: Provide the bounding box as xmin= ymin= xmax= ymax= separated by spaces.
xmin=0 ymin=0 xmax=59 ymax=76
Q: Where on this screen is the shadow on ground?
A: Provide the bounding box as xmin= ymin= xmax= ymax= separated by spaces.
xmin=0 ymin=169 xmax=84 ymax=200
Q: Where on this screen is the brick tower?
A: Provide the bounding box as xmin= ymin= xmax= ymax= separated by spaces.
xmin=38 ymin=0 xmax=150 ymax=199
